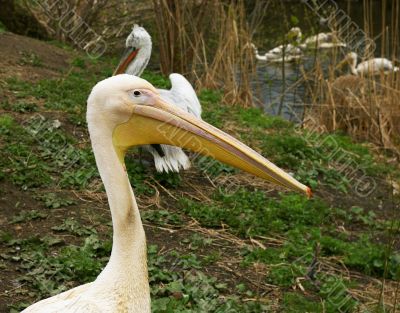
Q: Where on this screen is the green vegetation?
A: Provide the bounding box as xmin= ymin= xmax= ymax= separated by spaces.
xmin=181 ymin=188 xmax=399 ymax=280
xmin=18 ymin=51 xmax=42 ymax=67
xmin=0 ymin=113 xmax=97 ymax=190
xmin=0 ymin=20 xmax=6 ymax=33
xmin=0 ymin=45 xmax=398 ymax=313
xmin=35 ymin=192 xmax=76 ymax=209
xmin=10 ymin=210 xmax=48 ymax=224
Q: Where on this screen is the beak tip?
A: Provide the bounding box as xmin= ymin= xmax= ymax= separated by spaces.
xmin=306 ymin=187 xmax=313 ymax=199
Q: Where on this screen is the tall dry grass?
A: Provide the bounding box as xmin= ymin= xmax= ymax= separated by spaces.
xmin=299 ymin=4 xmax=400 ymax=307
xmin=18 ymin=0 xmax=153 ymax=51
xmin=309 ymin=73 xmax=400 ymax=152
xmin=302 ymin=0 xmax=400 ymax=155
xmin=152 ymin=0 xmax=268 ymax=107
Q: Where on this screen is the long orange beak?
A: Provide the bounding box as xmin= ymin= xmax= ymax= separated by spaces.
xmin=113 ymin=95 xmax=312 ymax=197
xmin=113 ymin=47 xmax=140 ymax=75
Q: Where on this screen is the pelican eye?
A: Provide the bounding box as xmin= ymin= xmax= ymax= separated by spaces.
xmin=128 ymin=90 xmax=146 ymax=102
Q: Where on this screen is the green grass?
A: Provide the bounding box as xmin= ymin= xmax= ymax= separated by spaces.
xmin=6 ymin=54 xmax=389 ymax=194
xmin=148 ymin=245 xmax=268 ymax=313
xmin=10 ymin=210 xmax=48 ymax=224
xmin=2 ymin=227 xmax=264 ymax=312
xmin=18 ymin=51 xmax=42 ymax=67
xmin=142 ymin=71 xmax=171 ymax=89
xmin=180 ymin=187 xmax=400 ymax=283
xmin=0 ymin=114 xmax=98 ymax=190
xmin=282 ymin=293 xmax=323 ymax=312
xmin=0 ymin=20 xmax=6 ymax=33
xmin=34 ymin=192 xmax=76 ymax=209
xmin=1 ymin=51 xmax=399 ymax=312
xmin=180 ymin=189 xmax=331 ymax=236
xmin=6 ymin=72 xmax=98 ymax=114
xmin=198 ymin=89 xmax=396 ymax=194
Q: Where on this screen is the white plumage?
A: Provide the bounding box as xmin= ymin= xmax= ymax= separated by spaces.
xmin=346 ymin=52 xmax=399 ymax=76
xmin=158 ymin=74 xmax=202 ymax=118
xmin=116 ymin=25 xmax=201 ymax=172
xmin=252 ymin=44 xmax=302 ymax=63
xmin=21 ymin=283 xmax=98 ymax=312
xmin=266 ymin=44 xmax=302 ymax=58
xmin=22 ymin=75 xmax=158 ymax=313
xmin=22 ymin=74 xmax=311 ymax=312
xmin=251 ymin=27 xmax=303 ymax=63
xmin=251 ymin=28 xmax=347 ymax=63
xmin=300 ymin=32 xmax=346 ymax=49
xmin=266 ymin=27 xmax=302 ymax=61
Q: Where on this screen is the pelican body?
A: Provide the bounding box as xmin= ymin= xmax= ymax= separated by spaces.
xmin=266 ymin=27 xmax=303 ymax=61
xmin=22 ymin=74 xmax=310 ymax=312
xmin=252 ymin=27 xmax=303 ymax=63
xmin=346 ymin=52 xmax=399 ymax=76
xmin=114 ymin=24 xmax=201 ymax=172
xmin=300 ymin=32 xmax=346 ymax=49
xmin=266 ymin=44 xmax=302 ymax=59
xmin=252 ymin=44 xmax=302 ymax=63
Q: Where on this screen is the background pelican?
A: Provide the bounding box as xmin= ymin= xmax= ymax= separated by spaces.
xmin=345 ymin=52 xmax=399 ymax=76
xmin=266 ymin=44 xmax=302 ymax=60
xmin=22 ymin=74 xmax=310 ymax=312
xmin=264 ymin=27 xmax=303 ymax=61
xmin=251 ymin=43 xmax=302 ymax=63
xmin=300 ymin=32 xmax=346 ymax=49
xmin=114 ymin=24 xmax=202 ymax=172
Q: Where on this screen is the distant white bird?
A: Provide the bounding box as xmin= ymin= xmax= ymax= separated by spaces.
xmin=251 ymin=43 xmax=302 ymax=63
xmin=251 ymin=27 xmax=303 ymax=63
xmin=346 ymin=52 xmax=399 ymax=76
xmin=114 ymin=24 xmax=202 ymax=172
xmin=304 ymin=32 xmax=329 ymax=45
xmin=264 ymin=27 xmax=303 ymax=62
xmin=300 ymin=32 xmax=346 ymax=49
xmin=266 ymin=44 xmax=302 ymax=59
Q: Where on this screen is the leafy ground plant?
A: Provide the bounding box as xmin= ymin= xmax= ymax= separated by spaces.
xmin=0 ymin=35 xmax=399 ymax=312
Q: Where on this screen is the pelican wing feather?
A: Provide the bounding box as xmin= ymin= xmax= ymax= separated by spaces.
xmin=158 ymin=73 xmax=202 ymax=118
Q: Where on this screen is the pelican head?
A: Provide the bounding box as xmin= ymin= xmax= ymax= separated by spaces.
xmin=289 ymin=27 xmax=302 ymax=36
xmin=87 ymin=74 xmax=157 ymax=131
xmin=344 ymin=52 xmax=358 ymax=74
xmin=288 ymin=27 xmax=302 ymax=42
xmin=347 ymin=52 xmax=358 ymax=61
xmin=126 ymin=24 xmax=152 ymax=50
xmin=114 ymin=24 xmax=152 ymax=75
xmin=88 ymin=74 xmax=311 ymax=196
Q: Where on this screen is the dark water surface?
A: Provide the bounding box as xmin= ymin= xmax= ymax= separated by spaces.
xmin=249 ymin=0 xmax=399 ymax=122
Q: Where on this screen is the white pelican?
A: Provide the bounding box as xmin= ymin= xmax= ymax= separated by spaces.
xmin=346 ymin=52 xmax=399 ymax=76
xmin=265 ymin=27 xmax=303 ymax=61
xmin=300 ymin=32 xmax=346 ymax=49
xmin=251 ymin=27 xmax=303 ymax=63
xmin=266 ymin=44 xmax=302 ymax=58
xmin=114 ymin=24 xmax=201 ymax=173
xmin=22 ymin=74 xmax=311 ymax=312
xmin=252 ymin=43 xmax=302 ymax=63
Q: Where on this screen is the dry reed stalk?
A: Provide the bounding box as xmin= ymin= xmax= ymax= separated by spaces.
xmin=152 ymin=0 xmax=261 ymax=107
xmin=303 ymin=0 xmax=400 ymax=155
xmin=312 ymin=73 xmax=400 ymax=155
xmin=20 ymin=0 xmax=153 ymax=51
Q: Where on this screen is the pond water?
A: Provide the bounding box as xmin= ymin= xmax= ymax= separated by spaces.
xmin=250 ymin=0 xmax=399 ymax=123
xmin=251 ymin=47 xmax=343 ymax=123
